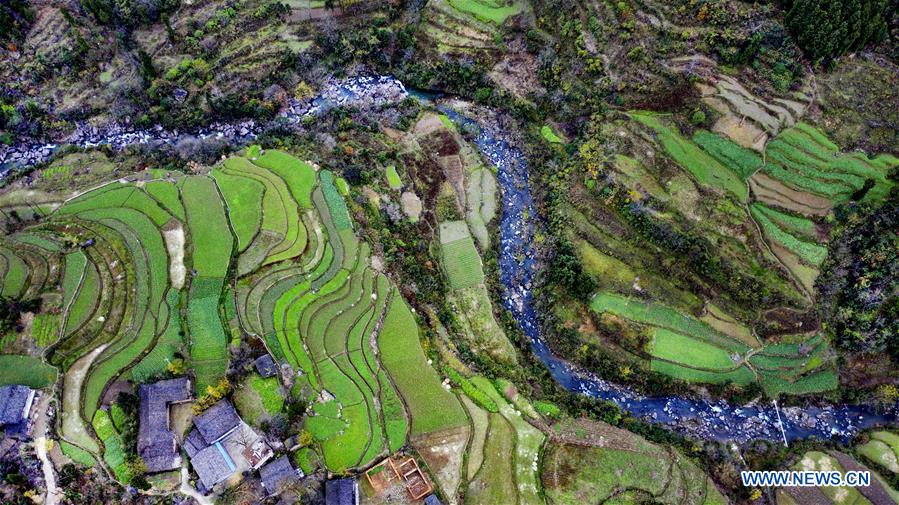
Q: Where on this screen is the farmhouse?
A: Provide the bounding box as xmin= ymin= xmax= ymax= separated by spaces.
xmin=0 ymin=385 xmax=36 ymax=437
xmin=185 ymin=399 xmax=273 ymax=492
xmin=259 ymin=455 xmax=302 ymax=495
xmin=325 ymin=478 xmax=359 ymax=505
xmin=254 ymin=354 xmax=278 ymax=379
xmin=138 ymin=377 xmax=192 ymax=473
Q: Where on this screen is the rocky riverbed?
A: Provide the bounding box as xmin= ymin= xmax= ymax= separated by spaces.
xmin=0 ymin=75 xmax=406 ymax=173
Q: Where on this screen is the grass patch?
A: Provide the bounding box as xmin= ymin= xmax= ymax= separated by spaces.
xmin=541 ymin=125 xmax=563 ymax=144
xmin=385 ymin=165 xmax=402 ymax=189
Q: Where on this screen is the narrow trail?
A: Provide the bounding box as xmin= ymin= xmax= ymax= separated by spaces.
xmin=33 ymin=393 xmax=61 ymax=505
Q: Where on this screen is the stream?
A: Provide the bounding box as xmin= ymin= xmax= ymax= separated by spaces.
xmin=2 ymin=75 xmax=896 ymax=445
xmin=437 ymin=107 xmax=898 ymax=445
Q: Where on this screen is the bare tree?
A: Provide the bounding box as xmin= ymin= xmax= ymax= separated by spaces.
xmin=230 ymin=426 xmax=255 ymax=450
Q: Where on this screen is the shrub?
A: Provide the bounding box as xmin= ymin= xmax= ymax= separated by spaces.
xmin=444 ymin=367 xmax=498 ymax=413
xmin=690 ymin=109 xmax=706 ymax=126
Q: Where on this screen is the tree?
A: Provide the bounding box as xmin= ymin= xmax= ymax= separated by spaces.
xmin=785 ymin=0 xmax=889 ymax=63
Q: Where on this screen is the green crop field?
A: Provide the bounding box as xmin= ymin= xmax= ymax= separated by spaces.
xmin=320 ymin=171 xmax=352 ymax=230
xmin=693 ymin=130 xmax=762 ymax=178
xmin=92 ymin=409 xmax=131 ymax=482
xmin=447 ymin=0 xmax=522 ymax=24
xmin=543 ymin=439 xmax=727 ymax=504
xmin=590 ymin=292 xmax=748 ymax=353
xmin=0 ymin=247 xmax=28 ymax=297
xmin=378 ymin=293 xmax=467 ymax=435
xmin=32 ymin=313 xmax=60 ymax=347
xmin=252 ymin=150 xmax=317 ymax=209
xmin=591 ymin=292 xmax=832 ymax=393
xmin=471 ymin=377 xmax=544 ymax=504
xmin=0 ymin=355 xmax=58 ymax=387
xmin=761 ymin=123 xmax=897 ymax=204
xmin=631 ymin=112 xmax=747 ymax=200
xmin=650 ymin=328 xmax=742 ymax=371
xmin=751 ymin=205 xmax=827 ymax=265
xmin=182 ymin=176 xmax=233 ymax=278
xmin=188 ymin=278 xmax=228 ymax=392
xmin=858 ymin=440 xmax=899 ymax=474
xmin=60 ymin=441 xmax=96 ymax=467
xmin=439 ymin=221 xmax=485 ymax=289
xmin=467 ymin=413 xmax=518 ymax=504
xmin=213 ymin=169 xmax=264 ymax=251
xmin=751 ymin=203 xmax=817 ymax=239
xmin=143 ymin=181 xmax=185 ymax=220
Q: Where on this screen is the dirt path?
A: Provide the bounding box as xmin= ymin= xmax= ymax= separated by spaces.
xmin=180 ymin=466 xmax=212 ymax=505
xmin=33 ymin=393 xmax=61 ymax=505
xmin=60 ymin=344 xmax=107 ymax=453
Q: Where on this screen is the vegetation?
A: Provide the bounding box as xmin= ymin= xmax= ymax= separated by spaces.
xmin=785 ymin=0 xmax=890 ymax=63
xmin=817 ymin=191 xmax=899 ymax=362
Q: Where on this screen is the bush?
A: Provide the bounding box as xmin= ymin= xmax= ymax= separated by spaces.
xmin=690 ymin=109 xmax=706 ymax=126
xmin=444 ymin=367 xmax=498 ymax=413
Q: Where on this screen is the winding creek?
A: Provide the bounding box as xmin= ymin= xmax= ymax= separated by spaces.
xmin=2 ymin=76 xmax=896 ymax=445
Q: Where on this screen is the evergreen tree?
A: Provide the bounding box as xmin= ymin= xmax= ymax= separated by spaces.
xmin=785 ymin=0 xmax=889 ymax=63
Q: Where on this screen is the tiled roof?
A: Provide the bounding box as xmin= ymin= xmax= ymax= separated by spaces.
xmin=325 ymin=479 xmax=357 ymax=505
xmin=137 ymin=378 xmax=191 ymax=473
xmin=424 ymin=495 xmax=443 ymax=505
xmin=259 ymin=455 xmax=300 ymax=494
xmin=192 ymin=443 xmax=235 ymax=490
xmin=193 ymin=400 xmax=240 ymax=444
xmin=0 ymin=385 xmax=33 ymax=426
xmin=183 ymin=428 xmax=208 ymax=458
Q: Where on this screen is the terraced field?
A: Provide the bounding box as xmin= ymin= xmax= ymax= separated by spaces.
xmin=590 ymin=292 xmax=836 ymax=396
xmin=439 ymin=221 xmax=485 ymax=289
xmin=419 ymin=0 xmax=509 ymax=55
xmin=777 ymin=451 xmax=899 ymax=505
xmin=542 ymin=418 xmax=728 ymax=505
xmin=858 ymin=431 xmax=899 ymax=475
xmin=0 ymin=145 xmax=469 ymax=480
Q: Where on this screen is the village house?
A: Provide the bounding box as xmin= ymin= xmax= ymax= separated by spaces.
xmin=325 ymin=478 xmax=359 ymax=505
xmin=0 ymin=385 xmax=36 ymax=438
xmin=259 ymin=455 xmax=303 ymax=496
xmin=184 ymin=399 xmax=273 ymax=492
xmin=137 ymin=377 xmax=192 ymax=473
